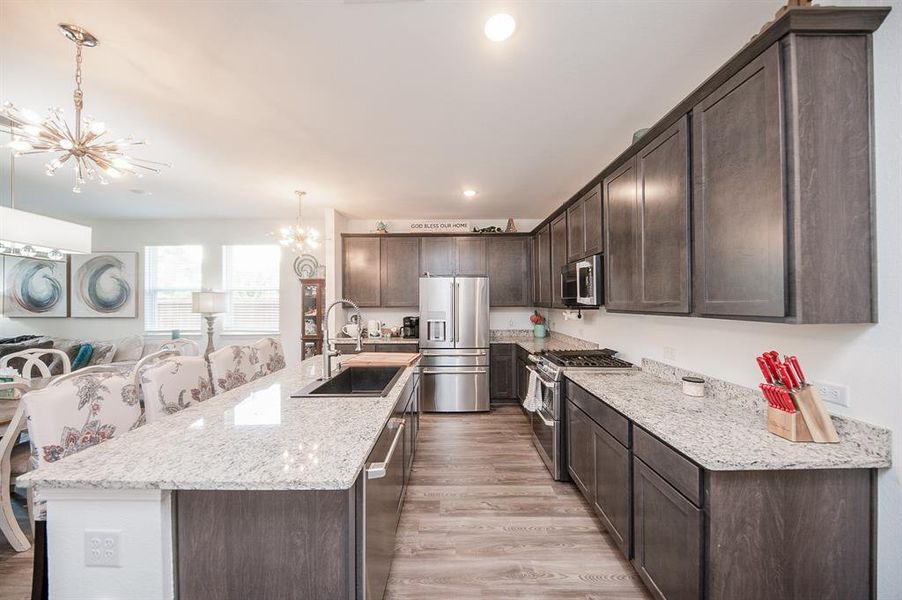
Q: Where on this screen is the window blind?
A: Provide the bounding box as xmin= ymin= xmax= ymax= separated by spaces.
xmin=143 ymin=245 xmax=203 ymax=332
xmin=222 ymin=244 xmax=280 ymax=333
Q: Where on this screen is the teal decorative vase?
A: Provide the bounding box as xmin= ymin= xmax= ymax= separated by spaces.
xmin=533 ymin=324 xmax=547 ymax=338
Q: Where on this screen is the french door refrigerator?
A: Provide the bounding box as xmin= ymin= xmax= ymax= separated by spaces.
xmin=418 ymin=276 xmax=490 ymax=412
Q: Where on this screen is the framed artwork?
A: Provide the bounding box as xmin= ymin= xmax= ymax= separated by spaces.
xmin=70 ymin=252 xmax=138 ymax=318
xmin=2 ymin=256 xmax=69 ymax=318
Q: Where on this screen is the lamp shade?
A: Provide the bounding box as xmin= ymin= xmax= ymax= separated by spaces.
xmin=192 ymin=291 xmax=227 ymax=314
xmin=0 ymin=206 xmax=92 ymax=254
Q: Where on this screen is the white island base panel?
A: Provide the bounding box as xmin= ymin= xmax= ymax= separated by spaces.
xmin=44 ymin=488 xmax=174 ymax=600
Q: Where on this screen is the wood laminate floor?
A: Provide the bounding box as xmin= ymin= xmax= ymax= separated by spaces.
xmin=0 ymin=489 xmax=33 ymax=600
xmin=385 ymin=404 xmax=651 ymax=600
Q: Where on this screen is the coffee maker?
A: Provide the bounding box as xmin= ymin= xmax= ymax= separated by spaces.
xmin=402 ymin=316 xmax=419 ymax=339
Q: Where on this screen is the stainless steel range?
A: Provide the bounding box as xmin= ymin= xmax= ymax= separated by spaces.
xmin=526 ymin=349 xmax=636 ymax=481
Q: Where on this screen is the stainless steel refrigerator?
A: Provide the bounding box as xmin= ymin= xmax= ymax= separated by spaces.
xmin=418 ymin=276 xmax=490 ymax=412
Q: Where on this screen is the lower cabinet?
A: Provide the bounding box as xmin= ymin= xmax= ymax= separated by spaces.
xmin=489 ymin=343 xmax=517 ymax=402
xmin=593 ymin=425 xmax=632 ymax=557
xmin=566 ymin=401 xmax=594 ymax=500
xmin=632 ymin=457 xmax=702 ymax=600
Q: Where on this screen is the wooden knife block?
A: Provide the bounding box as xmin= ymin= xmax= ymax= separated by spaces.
xmin=767 ymin=385 xmax=839 ymax=443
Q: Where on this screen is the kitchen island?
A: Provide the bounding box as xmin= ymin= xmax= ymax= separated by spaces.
xmin=22 ymin=354 xmax=421 ymax=600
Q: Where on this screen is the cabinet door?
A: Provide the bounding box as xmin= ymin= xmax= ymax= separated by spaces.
xmin=637 ymin=117 xmax=690 ymax=313
xmin=583 ymin=184 xmax=603 ymax=256
xmin=633 ymin=457 xmax=702 ymax=600
xmin=516 ymin=358 xmax=529 ymax=403
xmin=380 ymin=237 xmax=420 ymax=307
xmin=593 ymin=424 xmax=632 ymax=557
xmin=488 ymin=237 xmax=532 ymax=307
xmin=604 ymin=158 xmax=640 ymax=310
xmin=692 ymin=44 xmax=786 ymax=318
xmin=489 ymin=344 xmax=516 ymax=400
xmin=566 ymin=401 xmax=595 ymax=503
xmin=343 ymin=237 xmax=381 ymax=307
xmin=535 ymin=224 xmax=552 ymax=307
xmin=456 ymin=237 xmax=487 ymax=276
xmin=567 ymin=200 xmax=586 ymax=262
xmin=420 ymin=237 xmax=456 ymax=276
xmin=550 ymin=213 xmax=569 ymax=308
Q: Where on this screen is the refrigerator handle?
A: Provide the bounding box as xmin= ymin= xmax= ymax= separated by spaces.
xmin=450 ymin=280 xmax=456 ymax=344
xmin=455 ymin=282 xmax=460 ymax=345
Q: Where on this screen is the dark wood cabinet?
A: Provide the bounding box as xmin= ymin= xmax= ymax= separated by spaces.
xmin=380 ymin=237 xmax=420 ymax=307
xmin=489 ymin=343 xmax=516 ymax=401
xmin=487 ymin=237 xmax=532 ymax=307
xmin=516 ymin=356 xmax=529 ymax=404
xmin=605 ymin=118 xmax=690 ymax=313
xmin=633 ymin=457 xmax=702 ymax=600
xmin=455 ymin=237 xmax=487 ymax=276
xmin=603 ymin=158 xmax=639 ymax=311
xmin=374 ymin=343 xmax=418 ymax=353
xmin=343 ymin=236 xmax=381 ymax=307
xmin=566 ymin=401 xmax=594 ymax=501
xmin=692 ymin=45 xmax=786 ymax=318
xmin=419 ymin=237 xmax=456 ymax=276
xmin=550 ymin=213 xmax=568 ymax=308
xmin=568 ymin=184 xmax=602 ymax=262
xmin=593 ymin=425 xmax=632 ymax=557
xmin=534 ymin=224 xmax=552 ymax=308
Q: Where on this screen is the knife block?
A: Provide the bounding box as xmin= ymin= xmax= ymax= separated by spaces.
xmin=767 ymin=385 xmax=839 ymax=443
xmin=767 ymin=405 xmax=813 ymax=442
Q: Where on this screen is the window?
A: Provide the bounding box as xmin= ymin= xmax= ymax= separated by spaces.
xmin=144 ymin=245 xmax=203 ymax=332
xmin=222 ymin=245 xmax=280 ymax=333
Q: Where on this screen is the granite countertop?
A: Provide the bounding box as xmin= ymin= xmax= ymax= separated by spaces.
xmin=22 ymin=355 xmax=416 ymax=491
xmin=490 ymin=330 xmax=599 ymax=354
xmin=564 ymin=360 xmax=892 ymax=471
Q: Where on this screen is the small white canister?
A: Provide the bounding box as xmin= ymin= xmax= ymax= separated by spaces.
xmin=681 ymin=376 xmax=705 ymax=397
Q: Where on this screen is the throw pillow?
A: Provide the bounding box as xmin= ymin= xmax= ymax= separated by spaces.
xmin=89 ymin=342 xmax=117 ymax=365
xmin=71 ymin=344 xmax=94 ymax=370
xmin=112 ymin=335 xmax=144 ymax=363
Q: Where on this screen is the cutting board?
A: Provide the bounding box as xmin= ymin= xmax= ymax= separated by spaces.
xmin=343 ymin=352 xmax=421 ymax=367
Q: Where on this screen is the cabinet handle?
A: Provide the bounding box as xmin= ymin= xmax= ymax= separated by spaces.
xmin=366 ymin=418 xmax=405 ymax=479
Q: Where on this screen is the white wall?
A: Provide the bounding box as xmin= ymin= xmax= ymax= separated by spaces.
xmin=342 ymin=218 xmax=542 ymax=234
xmin=0 ymin=218 xmax=325 ymax=366
xmin=545 ymin=4 xmax=902 ymax=596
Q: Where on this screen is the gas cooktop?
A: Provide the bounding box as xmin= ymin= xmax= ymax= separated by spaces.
xmin=540 ymin=349 xmax=635 ymax=369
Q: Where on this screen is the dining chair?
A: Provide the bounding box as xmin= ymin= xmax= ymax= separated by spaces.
xmin=160 ymin=338 xmax=200 ymax=357
xmin=208 ymin=345 xmax=262 ymax=393
xmin=0 ymin=380 xmax=33 ymax=552
xmin=253 ymin=337 xmax=286 ymax=377
xmin=0 ymin=349 xmax=71 ymax=379
xmin=140 ymin=355 xmax=214 ymax=423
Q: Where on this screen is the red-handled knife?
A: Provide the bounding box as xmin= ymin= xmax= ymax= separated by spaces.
xmin=779 ymin=388 xmax=797 ymax=413
xmin=788 ymin=356 xmax=806 ymax=386
xmin=776 ymin=363 xmax=796 ymax=390
xmin=781 ymin=361 xmax=799 ymax=389
xmin=761 ymin=354 xmax=782 ymax=384
xmin=761 ymin=384 xmax=779 ymax=410
xmin=757 ymin=357 xmax=774 ymax=384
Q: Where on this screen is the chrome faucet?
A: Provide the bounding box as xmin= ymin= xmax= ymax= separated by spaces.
xmin=322 ymin=298 xmax=363 ymax=379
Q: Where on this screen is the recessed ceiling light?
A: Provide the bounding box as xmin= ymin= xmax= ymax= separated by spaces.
xmin=484 ymin=14 xmax=516 ymax=42
xmin=463 ymin=189 xmax=478 ymax=199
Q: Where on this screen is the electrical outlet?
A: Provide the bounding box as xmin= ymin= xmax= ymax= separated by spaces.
xmin=812 ymin=381 xmax=849 ymax=408
xmin=84 ymin=530 xmax=121 ymax=567
xmin=508 ymin=319 xmax=514 ymax=328
xmin=663 ymin=346 xmax=676 ymax=361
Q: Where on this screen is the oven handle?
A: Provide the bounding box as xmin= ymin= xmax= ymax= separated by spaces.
xmin=536 ymin=409 xmax=555 ymax=427
xmin=526 ymin=366 xmax=557 ymax=389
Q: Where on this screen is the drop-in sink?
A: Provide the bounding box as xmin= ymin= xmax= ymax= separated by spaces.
xmin=291 ymin=366 xmax=404 ymax=398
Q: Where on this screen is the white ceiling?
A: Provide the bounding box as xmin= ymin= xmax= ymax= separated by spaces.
xmin=0 ymin=0 xmax=778 ymax=222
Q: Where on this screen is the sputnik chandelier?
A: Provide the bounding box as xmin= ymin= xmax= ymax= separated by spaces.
xmin=0 ymin=23 xmax=168 ymax=193
xmin=274 ymin=191 xmax=320 ymax=252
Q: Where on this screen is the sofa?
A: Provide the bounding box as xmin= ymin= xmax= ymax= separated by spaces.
xmin=0 ymin=334 xmax=153 ymax=376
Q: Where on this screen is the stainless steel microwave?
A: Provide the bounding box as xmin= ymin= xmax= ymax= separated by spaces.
xmin=561 ymin=253 xmax=603 ymax=307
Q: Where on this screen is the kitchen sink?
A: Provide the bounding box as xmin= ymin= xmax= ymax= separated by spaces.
xmin=291 ymin=366 xmax=404 ymax=398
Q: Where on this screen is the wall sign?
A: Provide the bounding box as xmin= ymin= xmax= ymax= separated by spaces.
xmin=407 ymin=220 xmax=470 ymax=233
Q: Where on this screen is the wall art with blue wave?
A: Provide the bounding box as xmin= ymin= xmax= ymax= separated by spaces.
xmin=1 ymin=256 xmax=69 ymax=318
xmin=70 ymin=252 xmax=138 ymax=318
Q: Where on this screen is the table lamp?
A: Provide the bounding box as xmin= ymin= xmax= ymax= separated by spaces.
xmin=192 ymin=291 xmax=227 ymax=360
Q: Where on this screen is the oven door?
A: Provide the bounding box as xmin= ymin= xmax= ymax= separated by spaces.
xmin=528 ymin=372 xmax=563 ymax=480
xmin=576 ymin=254 xmax=602 ymax=306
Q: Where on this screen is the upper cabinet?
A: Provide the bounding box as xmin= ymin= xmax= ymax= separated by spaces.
xmin=380 ymin=237 xmax=420 ymax=307
xmin=534 ymin=224 xmax=552 ymax=308
xmin=419 ymin=237 xmax=456 ymax=276
xmin=455 ymin=237 xmax=488 ymax=276
xmin=605 ymin=117 xmax=690 ymax=313
xmin=487 ymin=237 xmax=532 ymax=307
xmin=568 ymin=184 xmax=603 ymax=262
xmin=692 ymin=45 xmax=786 ymax=318
xmin=343 ymin=237 xmax=382 ymax=307
xmin=550 ymin=213 xmax=568 ymax=308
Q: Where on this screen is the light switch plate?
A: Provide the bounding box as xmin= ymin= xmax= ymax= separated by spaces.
xmin=84 ymin=530 xmax=121 ymax=567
